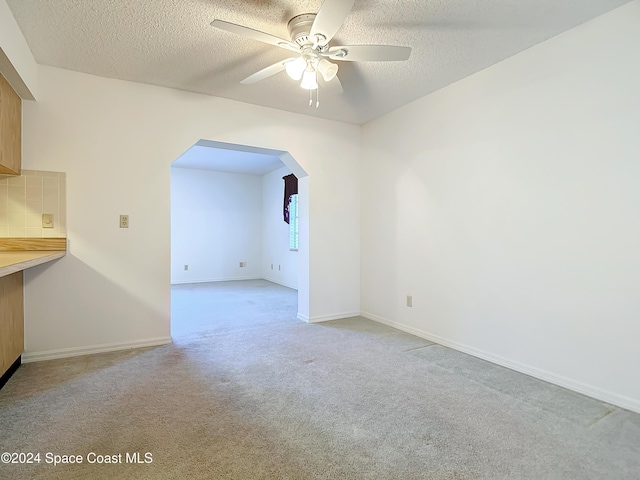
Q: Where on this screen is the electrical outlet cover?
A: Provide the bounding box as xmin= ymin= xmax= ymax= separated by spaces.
xmin=42 ymin=213 xmax=54 ymax=228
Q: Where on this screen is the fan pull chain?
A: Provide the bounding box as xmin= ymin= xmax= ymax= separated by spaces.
xmin=308 ymin=88 xmax=320 ymax=108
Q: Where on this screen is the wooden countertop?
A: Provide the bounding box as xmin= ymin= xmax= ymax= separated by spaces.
xmin=0 ymin=251 xmax=66 ymax=278
xmin=0 ymin=238 xmax=67 ymax=278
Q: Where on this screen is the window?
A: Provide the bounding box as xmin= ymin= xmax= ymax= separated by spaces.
xmin=289 ymin=194 xmax=299 ymax=251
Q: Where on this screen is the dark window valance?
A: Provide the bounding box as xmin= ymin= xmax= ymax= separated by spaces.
xmin=283 ymin=174 xmax=298 ymax=224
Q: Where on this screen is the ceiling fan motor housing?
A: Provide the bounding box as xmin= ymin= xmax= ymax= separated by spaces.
xmin=287 ymin=14 xmax=319 ymax=46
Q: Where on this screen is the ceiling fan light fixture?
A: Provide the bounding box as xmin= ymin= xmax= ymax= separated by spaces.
xmin=317 ymin=59 xmax=338 ymax=82
xmin=213 ymin=0 xmax=411 ymax=107
xmin=300 ymin=65 xmax=318 ymax=90
xmin=285 ymin=57 xmax=306 ymax=81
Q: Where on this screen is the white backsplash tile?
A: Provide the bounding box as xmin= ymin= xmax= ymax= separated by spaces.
xmin=0 ymin=170 xmax=66 ymax=238
xmin=0 ymin=185 xmax=7 ymax=210
xmin=7 ymin=175 xmax=25 ymax=186
xmin=8 ymin=226 xmax=26 ymax=237
xmin=26 ymin=210 xmax=41 ymax=228
xmin=26 ymin=175 xmax=43 ymax=188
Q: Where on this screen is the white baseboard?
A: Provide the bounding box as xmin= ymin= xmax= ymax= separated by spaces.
xmin=22 ymin=337 xmax=173 ymax=363
xmin=172 ymin=277 xmax=298 ymax=288
xmin=171 ymin=276 xmax=261 ymax=285
xmin=305 ymin=311 xmax=361 ymax=324
xmin=361 ymin=311 xmax=640 ymax=414
xmin=261 ymin=277 xmax=298 ymax=290
xmin=297 ymin=313 xmax=310 ymax=322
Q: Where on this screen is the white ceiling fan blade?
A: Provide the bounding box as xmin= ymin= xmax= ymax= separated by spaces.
xmin=211 ymin=20 xmax=299 ymax=53
xmin=241 ymin=58 xmax=297 ymax=85
xmin=310 ymin=0 xmax=356 ymax=45
xmin=324 ymin=45 xmax=412 ymax=62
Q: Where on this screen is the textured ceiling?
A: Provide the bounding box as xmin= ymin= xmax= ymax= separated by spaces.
xmin=6 ymin=0 xmax=632 ymax=125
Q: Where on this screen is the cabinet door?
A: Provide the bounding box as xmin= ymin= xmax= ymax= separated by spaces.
xmin=0 ymin=73 xmax=22 ymax=175
xmin=0 ymin=272 xmax=24 ymax=376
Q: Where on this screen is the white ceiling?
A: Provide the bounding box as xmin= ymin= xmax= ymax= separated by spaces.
xmin=6 ymin=0 xmax=632 ymax=125
xmin=172 ymin=141 xmax=285 ymax=175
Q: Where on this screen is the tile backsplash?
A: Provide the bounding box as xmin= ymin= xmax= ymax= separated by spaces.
xmin=0 ymin=170 xmax=66 ymax=238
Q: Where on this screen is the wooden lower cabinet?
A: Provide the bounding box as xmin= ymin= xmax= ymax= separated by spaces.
xmin=0 ymin=272 xmax=24 ymax=377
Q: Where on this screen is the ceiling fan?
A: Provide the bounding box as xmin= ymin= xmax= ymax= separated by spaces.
xmin=211 ymin=0 xmax=411 ymax=108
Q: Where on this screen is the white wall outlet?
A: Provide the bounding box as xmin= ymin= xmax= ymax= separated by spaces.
xmin=184 ymin=265 xmax=188 ymax=271
xmin=239 ymin=261 xmax=246 ymax=268
xmin=42 ymin=213 xmax=54 ymax=228
xmin=119 ymin=215 xmax=129 ymax=228
xmin=406 ymin=295 xmax=413 ymax=307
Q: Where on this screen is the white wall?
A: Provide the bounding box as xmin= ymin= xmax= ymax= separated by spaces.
xmin=361 ymin=1 xmax=640 ymax=413
xmin=19 ymin=65 xmax=361 ymax=360
xmin=171 ymin=167 xmax=263 ymax=284
xmin=262 ymin=166 xmax=298 ymax=289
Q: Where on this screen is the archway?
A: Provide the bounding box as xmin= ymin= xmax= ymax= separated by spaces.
xmin=169 ymin=139 xmax=309 ymax=337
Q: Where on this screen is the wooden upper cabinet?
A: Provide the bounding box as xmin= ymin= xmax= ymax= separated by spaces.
xmin=0 ymin=73 xmax=22 ymax=175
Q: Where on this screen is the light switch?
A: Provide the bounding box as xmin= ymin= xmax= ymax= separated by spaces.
xmin=42 ymin=213 xmax=54 ymax=228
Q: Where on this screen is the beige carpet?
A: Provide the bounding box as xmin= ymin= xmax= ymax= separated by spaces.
xmin=1 ymin=279 xmax=639 ymax=479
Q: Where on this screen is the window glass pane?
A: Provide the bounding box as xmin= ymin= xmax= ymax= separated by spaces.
xmin=289 ymin=194 xmax=299 ymax=250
